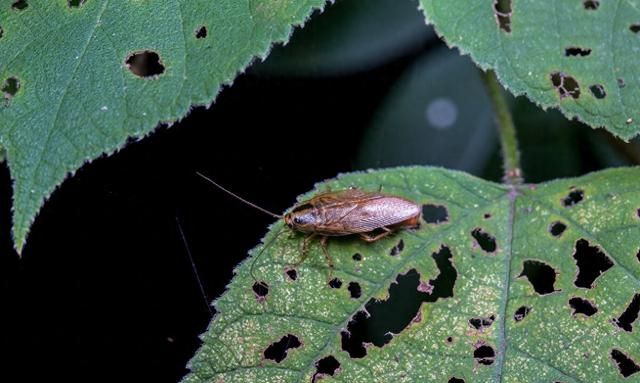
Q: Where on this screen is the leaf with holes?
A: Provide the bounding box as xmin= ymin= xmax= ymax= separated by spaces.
xmin=184 ymin=166 xmax=640 ymax=382
xmin=0 ymin=0 xmax=327 ymax=252
xmin=418 ymin=0 xmax=640 ymax=140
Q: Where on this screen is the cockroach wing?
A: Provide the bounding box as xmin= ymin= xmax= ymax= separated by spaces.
xmin=308 ymin=189 xmax=384 ymax=209
xmin=337 ymin=196 xmax=421 ymax=233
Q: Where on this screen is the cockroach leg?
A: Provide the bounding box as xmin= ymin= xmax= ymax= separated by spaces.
xmin=359 ymin=227 xmax=393 ymax=242
xmin=294 ymin=233 xmax=317 ymax=267
xmin=319 ymin=236 xmax=335 ymax=281
xmin=292 ymin=234 xmax=335 ymax=280
xmin=319 ymin=236 xmax=335 ymax=269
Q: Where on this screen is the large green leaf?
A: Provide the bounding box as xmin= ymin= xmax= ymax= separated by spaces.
xmin=184 ymin=167 xmax=640 ymax=382
xmin=0 ymin=0 xmax=327 ymax=252
xmin=418 ymin=0 xmax=640 ymax=140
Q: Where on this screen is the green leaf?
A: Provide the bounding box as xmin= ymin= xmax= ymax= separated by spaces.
xmin=0 ymin=0 xmax=327 ymax=252
xmin=184 ymin=167 xmax=640 ymax=382
xmin=418 ymin=0 xmax=640 ymax=140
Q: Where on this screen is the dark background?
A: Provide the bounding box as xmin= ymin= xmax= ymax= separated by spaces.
xmin=1 ymin=1 xmax=637 ymax=382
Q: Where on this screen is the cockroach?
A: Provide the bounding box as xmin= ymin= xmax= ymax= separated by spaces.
xmin=196 ymin=172 xmax=422 ymax=278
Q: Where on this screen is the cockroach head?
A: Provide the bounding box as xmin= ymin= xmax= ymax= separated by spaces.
xmin=284 ymin=213 xmax=298 ymax=229
xmin=284 ymin=214 xmax=293 ymax=229
xmin=284 ymin=212 xmax=316 ymax=230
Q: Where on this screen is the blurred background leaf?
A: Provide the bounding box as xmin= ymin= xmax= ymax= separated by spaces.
xmin=355 ymin=48 xmax=497 ymax=174
xmin=256 ymin=0 xmax=434 ymax=76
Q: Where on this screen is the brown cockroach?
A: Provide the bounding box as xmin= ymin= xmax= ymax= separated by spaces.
xmin=196 ymin=172 xmax=422 ymax=278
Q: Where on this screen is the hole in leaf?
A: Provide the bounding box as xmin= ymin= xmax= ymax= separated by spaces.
xmin=483 ymin=213 xmax=492 ymax=219
xmin=637 ymin=208 xmax=640 ymax=219
xmin=569 ymin=297 xmax=598 ymax=317
xmin=389 ymin=239 xmax=404 ymax=256
xmin=2 ymin=77 xmax=20 ymax=100
xmin=565 ymin=47 xmax=592 ymax=57
xmin=562 ymin=188 xmax=584 ymax=207
xmin=424 ymin=246 xmax=457 ymax=300
xmin=0 ymin=26 xmax=4 ymax=39
xmin=328 ymin=278 xmax=342 ymax=289
xmin=446 ymin=336 xmax=454 ymax=343
xmin=352 ymin=253 xmax=362 ymax=261
xmin=493 ymin=0 xmax=512 ymax=32
xmin=252 ymin=281 xmax=269 ymax=298
xmin=550 ymin=72 xmax=581 ymax=99
xmin=549 ymin=221 xmax=567 ymax=237
xmin=583 ymin=0 xmax=599 ymax=9
xmin=630 ymin=24 xmax=640 ymax=33
xmin=195 ymin=26 xmax=207 ymax=39
xmin=589 ymin=84 xmax=606 ymax=99
xmin=448 ymin=378 xmax=465 ymax=383
xmin=612 ymin=293 xmax=640 ymax=332
xmin=469 ymin=315 xmax=496 ymax=330
xmin=348 ymin=282 xmax=361 ymax=299
xmin=637 ymin=248 xmax=640 ymax=263
xmin=312 ymin=355 xmax=340 ymax=383
xmin=573 ymin=239 xmax=613 ymax=289
xmin=341 ymin=246 xmax=456 ymax=358
xmin=11 ymin=0 xmax=28 ymax=10
xmin=68 ymin=0 xmax=86 ymax=7
xmin=285 ymin=268 xmax=297 ymax=281
xmin=422 ymin=204 xmax=449 ymax=224
xmin=263 ymin=334 xmax=301 ymax=363
xmin=618 ymin=78 xmax=626 ymax=88
xmin=611 ymin=349 xmax=640 ymax=378
xmin=474 ymin=344 xmax=496 ymax=365
xmin=471 ymin=228 xmax=497 ymax=253
xmin=562 ymin=77 xmax=580 ymax=98
xmin=125 ymin=50 xmax=165 ymax=78
xmin=519 ymin=260 xmax=559 ymax=295
xmin=514 ymin=306 xmax=531 ymax=322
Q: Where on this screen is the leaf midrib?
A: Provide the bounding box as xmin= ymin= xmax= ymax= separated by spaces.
xmin=493 ymin=186 xmax=517 ymax=382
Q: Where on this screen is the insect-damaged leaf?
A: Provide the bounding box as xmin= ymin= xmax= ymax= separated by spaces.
xmin=418 ymin=0 xmax=640 ymax=140
xmin=0 ymin=0 xmax=328 ymax=252
xmin=184 ymin=167 xmax=640 ymax=382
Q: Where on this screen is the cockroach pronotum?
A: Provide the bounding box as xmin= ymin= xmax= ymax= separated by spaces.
xmin=196 ymin=172 xmax=422 ymax=279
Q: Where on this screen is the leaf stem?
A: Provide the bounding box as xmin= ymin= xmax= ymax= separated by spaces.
xmin=481 ymin=70 xmax=522 ymax=185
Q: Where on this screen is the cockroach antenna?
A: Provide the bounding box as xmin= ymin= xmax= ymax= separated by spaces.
xmin=196 ymin=171 xmax=287 ymax=282
xmin=195 ymin=172 xmax=282 ymax=219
